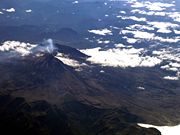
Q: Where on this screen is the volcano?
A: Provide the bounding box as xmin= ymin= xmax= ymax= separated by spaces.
xmin=0 ymin=50 xmax=89 ymax=103
xmin=0 ymin=41 xmax=163 ymax=135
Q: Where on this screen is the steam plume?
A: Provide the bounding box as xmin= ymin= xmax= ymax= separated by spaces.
xmin=31 ymin=38 xmax=57 ymax=55
xmin=42 ymin=39 xmax=55 ymax=54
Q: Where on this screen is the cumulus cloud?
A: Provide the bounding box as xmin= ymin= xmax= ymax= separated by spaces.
xmin=0 ymin=41 xmax=36 ymax=56
xmin=88 ymin=29 xmax=112 ymax=36
xmin=137 ymin=86 xmax=145 ymax=90
xmin=126 ymin=24 xmax=155 ymax=31
xmin=114 ymin=43 xmax=126 ymax=48
xmin=121 ymin=30 xmax=155 ymax=39
xmin=3 ymin=8 xmax=16 ymax=12
xmin=174 ymin=30 xmax=180 ymax=34
xmin=168 ymin=12 xmax=180 ymax=23
xmin=153 ymin=48 xmax=180 ymax=80
xmin=72 ymin=1 xmax=79 ymax=4
xmin=119 ymin=11 xmax=126 ymax=14
xmin=154 ymin=36 xmax=180 ymax=43
xmin=80 ymin=41 xmax=179 ymax=79
xmin=121 ymin=29 xmax=180 ymax=43
xmin=147 ymin=22 xmax=178 ymax=34
xmin=129 ymin=0 xmax=180 ymax=24
xmin=117 ymin=15 xmax=147 ymax=22
xmin=81 ymin=47 xmax=162 ymax=68
xmin=153 ymin=49 xmax=180 ymax=63
xmin=131 ymin=9 xmax=167 ymax=16
xmin=96 ymin=39 xmax=110 ymax=44
xmin=123 ymin=36 xmax=138 ymax=44
xmin=25 ymin=9 xmax=32 ymax=13
xmin=128 ymin=1 xmax=175 ymax=11
xmin=138 ymin=123 xmax=180 ymax=135
xmin=169 ymin=62 xmax=180 ymax=68
xmin=131 ymin=9 xmax=180 ymax=23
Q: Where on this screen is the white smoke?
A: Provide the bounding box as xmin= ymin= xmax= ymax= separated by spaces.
xmin=31 ymin=38 xmax=57 ymax=55
xmin=42 ymin=39 xmax=55 ymax=54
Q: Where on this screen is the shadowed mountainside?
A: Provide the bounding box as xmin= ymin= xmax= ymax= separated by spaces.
xmin=0 ymin=95 xmax=161 ymax=135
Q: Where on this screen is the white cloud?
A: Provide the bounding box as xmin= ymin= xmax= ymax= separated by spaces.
xmin=25 ymin=9 xmax=32 ymax=13
xmin=81 ymin=47 xmax=162 ymax=68
xmin=131 ymin=9 xmax=180 ymax=23
xmin=126 ymin=24 xmax=155 ymax=31
xmin=81 ymin=41 xmax=179 ymax=80
xmin=138 ymin=123 xmax=180 ymax=135
xmin=131 ymin=9 xmax=167 ymax=16
xmin=100 ymin=70 xmax=105 ymax=73
xmin=174 ymin=30 xmax=180 ymax=34
xmin=126 ymin=38 xmax=138 ymax=44
xmin=0 ymin=41 xmax=36 ymax=56
xmin=96 ymin=39 xmax=110 ymax=44
xmin=164 ymin=76 xmax=179 ymax=80
xmin=168 ymin=12 xmax=180 ymax=23
xmin=157 ymin=29 xmax=172 ymax=33
xmin=123 ymin=36 xmax=138 ymax=44
xmin=169 ymin=62 xmax=180 ymax=68
xmin=154 ymin=36 xmax=180 ymax=43
xmin=137 ymin=86 xmax=145 ymax=90
xmin=121 ymin=30 xmax=155 ymax=39
xmin=160 ymin=65 xmax=179 ymax=72
xmin=120 ymin=11 xmax=126 ymax=14
xmin=147 ymin=22 xmax=178 ymax=34
xmin=154 ymin=48 xmax=180 ymax=79
xmin=145 ymin=2 xmax=166 ymax=11
xmin=88 ymin=29 xmax=112 ymax=36
xmin=72 ymin=1 xmax=79 ymax=4
xmin=129 ymin=1 xmax=175 ymax=11
xmin=130 ymin=1 xmax=144 ymax=8
xmin=118 ymin=15 xmax=147 ymax=22
xmin=152 ymin=48 xmax=180 ymax=62
xmin=154 ymin=12 xmax=167 ymax=16
xmin=3 ymin=8 xmax=16 ymax=12
xmin=114 ymin=43 xmax=126 ymax=48
xmin=121 ymin=29 xmax=180 ymax=43
xmin=161 ymin=64 xmax=169 ymax=69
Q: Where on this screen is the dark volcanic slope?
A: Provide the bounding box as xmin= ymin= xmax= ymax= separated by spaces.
xmin=0 ymin=43 xmax=180 ymax=126
xmin=0 ymin=53 xmax=92 ymax=103
xmin=0 ymin=44 xmax=162 ymax=135
xmin=0 ymin=42 xmax=179 ymax=134
xmin=0 ymin=95 xmax=73 ymax=135
xmin=0 ymin=95 xmax=161 ymax=135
